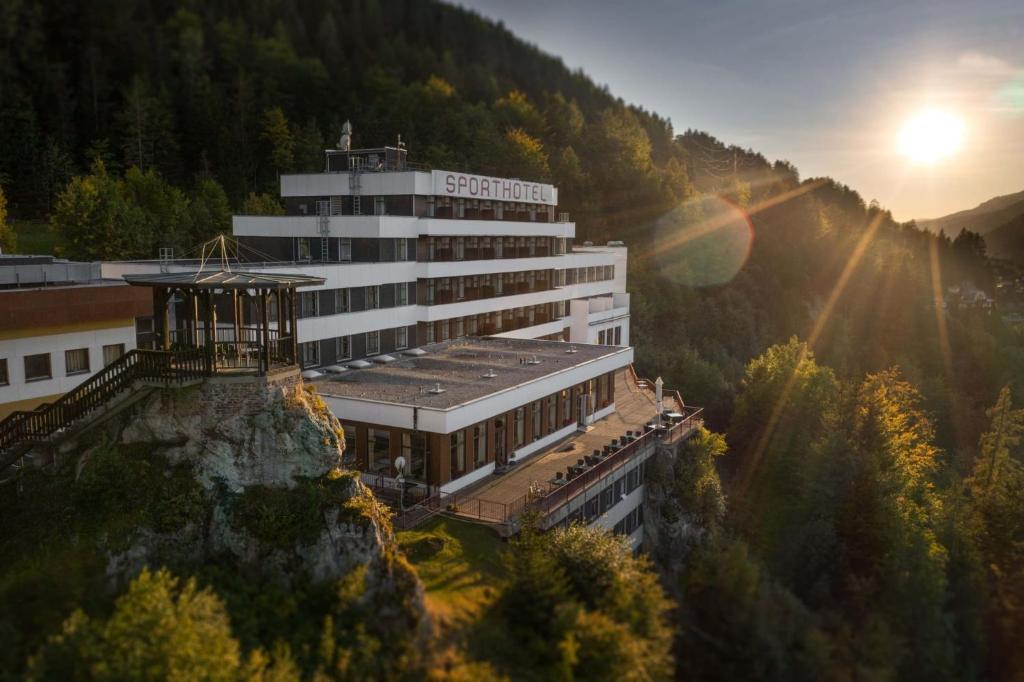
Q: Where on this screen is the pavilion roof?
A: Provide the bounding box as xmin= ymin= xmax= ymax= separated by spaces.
xmin=123 ymin=270 xmax=325 ymax=290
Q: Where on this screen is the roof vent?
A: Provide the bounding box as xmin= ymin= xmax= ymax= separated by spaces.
xmin=525 ymin=355 xmax=542 ymax=365
xmin=481 ymin=368 xmax=497 ymax=379
xmin=427 ymin=383 xmax=446 ymax=395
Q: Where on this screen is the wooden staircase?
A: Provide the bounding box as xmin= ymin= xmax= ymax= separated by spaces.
xmin=0 ymin=348 xmax=209 ymax=473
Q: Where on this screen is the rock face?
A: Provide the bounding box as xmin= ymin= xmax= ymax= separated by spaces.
xmin=121 ymin=370 xmax=344 ymax=489
xmin=643 ymin=442 xmax=714 ymax=581
xmin=101 ymin=370 xmax=423 ymax=613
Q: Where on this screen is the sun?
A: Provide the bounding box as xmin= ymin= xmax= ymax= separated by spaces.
xmin=897 ymin=108 xmax=966 ymax=164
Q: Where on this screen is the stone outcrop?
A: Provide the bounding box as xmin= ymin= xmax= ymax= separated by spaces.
xmin=121 ymin=370 xmax=344 ymax=489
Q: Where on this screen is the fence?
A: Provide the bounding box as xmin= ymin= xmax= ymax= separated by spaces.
xmin=0 ymin=348 xmax=210 ymax=465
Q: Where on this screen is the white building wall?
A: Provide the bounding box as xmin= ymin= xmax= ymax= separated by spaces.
xmin=0 ymin=325 xmax=137 ymax=408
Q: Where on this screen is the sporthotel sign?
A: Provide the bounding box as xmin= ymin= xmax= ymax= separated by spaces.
xmin=431 ymin=170 xmax=557 ymax=206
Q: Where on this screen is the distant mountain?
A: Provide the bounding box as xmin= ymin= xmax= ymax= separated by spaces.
xmin=986 ymin=213 xmax=1024 ymax=262
xmin=916 ymin=189 xmax=1024 ymax=237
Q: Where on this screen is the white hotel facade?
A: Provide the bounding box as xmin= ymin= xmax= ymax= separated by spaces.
xmin=228 ymin=143 xmax=630 ymax=368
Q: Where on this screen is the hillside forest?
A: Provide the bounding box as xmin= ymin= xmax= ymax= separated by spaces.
xmin=2 ymin=0 xmax=1024 ymax=680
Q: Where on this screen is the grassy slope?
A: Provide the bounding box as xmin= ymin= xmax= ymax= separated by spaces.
xmin=397 ymin=517 xmax=519 ymax=674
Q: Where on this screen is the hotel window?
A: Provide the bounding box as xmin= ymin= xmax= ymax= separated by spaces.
xmin=454 ymin=237 xmax=465 ymax=260
xmin=396 ymin=327 xmax=408 ymax=350
xmin=456 ymin=198 xmax=465 ymax=218
xmin=367 ymin=285 xmax=380 ymax=309
xmin=515 ymin=407 xmax=526 ymax=447
xmin=450 ymin=430 xmax=466 ymax=477
xmin=301 ymin=341 xmax=319 ymax=367
xmin=300 ymin=292 xmax=318 ymax=318
xmin=473 ymin=423 xmax=488 ymax=467
xmin=374 ymin=196 xmax=386 ymax=215
xmin=456 ymin=277 xmax=465 ymax=301
xmin=466 ymin=316 xmax=477 ymax=335
xmin=368 ymin=428 xmax=390 ymax=474
xmin=396 ymin=238 xmax=408 ymax=261
xmin=366 ymin=330 xmax=380 ymax=355
xmin=527 ymin=237 xmax=536 ymax=256
xmin=339 ymin=238 xmax=352 ymax=262
xmin=439 ymin=319 xmax=450 ymax=341
xmin=102 ymin=344 xmax=125 ymax=367
xmin=494 ymin=237 xmax=503 ymax=258
xmin=336 ymin=335 xmax=351 ymax=361
xmin=453 ymin=317 xmax=464 ymax=339
xmin=532 ymin=401 xmax=542 ymax=440
xmin=340 ymin=423 xmax=357 ymax=465
xmin=425 ymin=324 xmax=435 ymax=344
xmin=547 ymin=395 xmax=557 ymax=433
xmin=614 ymin=326 xmax=622 ymax=345
xmin=65 ymin=348 xmax=90 ymax=375
xmin=561 ymin=389 xmax=571 ymax=425
xmin=335 ymin=288 xmax=350 ymax=313
xmin=426 ymin=280 xmax=436 ymax=305
xmin=298 ymin=238 xmax=312 ymax=261
xmin=24 ymin=353 xmax=51 ymax=381
xmin=0 ymin=359 xmax=7 ymax=385
xmin=426 ymin=196 xmax=436 ymax=217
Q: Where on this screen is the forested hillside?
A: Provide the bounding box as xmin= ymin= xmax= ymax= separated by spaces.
xmin=2 ymin=0 xmax=1024 ymax=679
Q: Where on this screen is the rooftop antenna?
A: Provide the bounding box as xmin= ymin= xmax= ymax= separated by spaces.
xmin=338 ymin=120 xmax=352 ymax=151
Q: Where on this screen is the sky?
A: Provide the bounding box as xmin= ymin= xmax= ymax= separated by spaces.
xmin=455 ymin=0 xmax=1024 ymax=221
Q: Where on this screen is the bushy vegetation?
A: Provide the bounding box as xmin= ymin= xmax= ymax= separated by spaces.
xmin=497 ymin=523 xmax=673 ymax=681
xmin=669 ymin=340 xmax=1024 ymax=681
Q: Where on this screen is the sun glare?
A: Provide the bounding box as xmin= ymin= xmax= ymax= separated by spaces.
xmin=897 ymin=108 xmax=965 ymax=164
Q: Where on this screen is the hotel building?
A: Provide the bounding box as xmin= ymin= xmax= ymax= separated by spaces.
xmin=0 ymin=256 xmax=151 ymax=419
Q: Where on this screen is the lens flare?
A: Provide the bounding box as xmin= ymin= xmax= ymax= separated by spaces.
xmin=897 ymin=108 xmax=966 ymax=164
xmin=652 ymin=195 xmax=754 ymax=287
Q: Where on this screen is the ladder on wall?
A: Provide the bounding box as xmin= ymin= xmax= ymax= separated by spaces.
xmin=317 ymin=201 xmax=330 ymax=262
xmin=349 ymin=156 xmax=362 ymax=215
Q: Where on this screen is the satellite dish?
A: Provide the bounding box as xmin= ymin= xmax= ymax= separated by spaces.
xmin=394 ymin=456 xmax=407 ymax=476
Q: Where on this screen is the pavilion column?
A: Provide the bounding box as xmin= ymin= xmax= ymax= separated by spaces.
xmin=259 ymin=289 xmax=270 ymax=375
xmin=289 ymin=288 xmax=299 ymax=365
xmin=190 ymin=290 xmax=201 ymax=347
xmin=231 ymin=290 xmax=241 ymax=346
xmin=152 ymin=286 xmax=168 ymax=350
xmin=204 ymin=290 xmax=216 ymax=375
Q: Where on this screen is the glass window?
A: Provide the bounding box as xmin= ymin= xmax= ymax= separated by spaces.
xmin=298 ymin=238 xmax=312 ymax=260
xmin=396 ymin=282 xmax=408 ymax=307
xmin=24 ymin=353 xmax=51 ymax=381
xmin=339 ymin=238 xmax=352 ymax=262
xmin=335 ymin=288 xmax=350 ymax=313
xmin=439 ymin=319 xmax=450 ymax=341
xmin=396 ymin=327 xmax=408 ymax=350
xmin=65 ymin=348 xmax=90 ymax=375
xmin=532 ymin=401 xmax=542 ymax=440
xmin=300 ymin=292 xmax=319 ymax=318
xmin=426 ymin=323 xmax=435 ymax=344
xmin=336 ymin=336 xmax=351 ymax=361
xmin=474 ymin=423 xmax=488 ymax=467
xmin=340 ymin=422 xmax=356 ymax=455
xmin=102 ymin=344 xmax=125 ymax=367
xmin=367 ymin=285 xmax=380 ymax=309
xmin=454 ymin=237 xmax=465 ymax=260
xmin=561 ymin=389 xmax=571 ymax=426
xmin=0 ymin=358 xmax=7 ymax=386
xmin=366 ymin=330 xmax=380 ymax=355
xmin=453 ymin=317 xmax=464 ymax=339
xmin=515 ymin=407 xmax=525 ymax=447
xmin=450 ymin=430 xmax=466 ymax=477
xmin=396 ymin=238 xmax=408 ymax=261
xmin=302 ymin=341 xmax=319 ymax=367
xmin=368 ymin=429 xmax=391 ymax=474
xmin=547 ymin=395 xmax=557 ymax=434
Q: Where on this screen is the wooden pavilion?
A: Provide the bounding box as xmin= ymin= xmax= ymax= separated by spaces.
xmin=124 ymin=270 xmax=326 ymax=376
